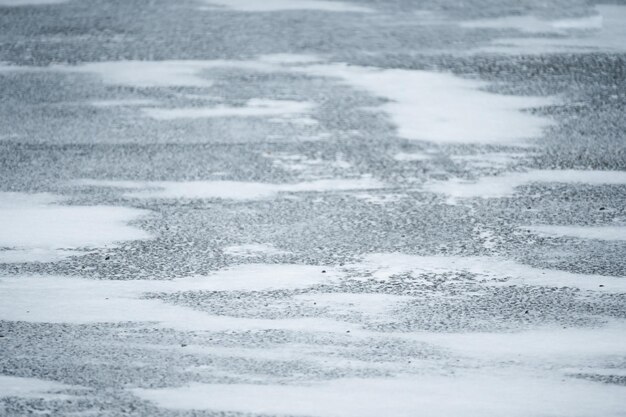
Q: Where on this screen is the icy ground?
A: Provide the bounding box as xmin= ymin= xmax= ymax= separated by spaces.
xmin=0 ymin=0 xmax=625 ymax=416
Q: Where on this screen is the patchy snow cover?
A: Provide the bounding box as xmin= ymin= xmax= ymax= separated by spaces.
xmin=199 ymin=0 xmax=372 ymax=13
xmin=476 ymin=5 xmax=626 ymax=53
xmin=73 ymin=177 xmax=384 ymax=200
xmin=393 ymin=152 xmax=433 ymax=162
xmin=0 ymin=375 xmax=80 ymax=400
xmin=354 ymin=253 xmax=626 ymax=292
xmin=142 ymin=99 xmax=314 ymax=120
xmin=293 ymin=292 xmax=412 ymax=317
xmin=90 ymin=99 xmax=159 ymax=107
xmin=526 ymin=225 xmax=626 ymax=241
xmin=425 ymin=169 xmax=626 ymax=199
xmin=223 ymin=243 xmax=290 ymax=257
xmin=413 ymin=322 xmax=626 ymax=362
xmin=133 ymin=373 xmax=626 ymax=417
xmin=299 ymin=64 xmax=554 ymax=144
xmin=0 ymin=192 xmax=151 ymax=263
xmin=461 ymin=14 xmax=603 ymax=33
xmin=0 ymin=265 xmax=347 ymax=331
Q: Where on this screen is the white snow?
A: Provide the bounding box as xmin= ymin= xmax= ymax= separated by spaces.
xmin=199 ymin=0 xmax=372 ymax=13
xmin=476 ymin=5 xmax=626 ymax=54
xmin=73 ymin=177 xmax=384 ymax=200
xmin=223 ymin=243 xmax=290 ymax=257
xmin=425 ymin=169 xmax=626 ymax=199
xmin=0 ymin=192 xmax=152 ymax=263
xmin=413 ymin=322 xmax=626 ymax=362
xmin=298 ymin=64 xmax=554 ymax=144
xmin=90 ymin=99 xmax=159 ymax=107
xmin=354 ymin=253 xmax=626 ymax=292
xmin=526 ymin=225 xmax=626 ymax=241
xmin=133 ymin=373 xmax=626 ymax=417
xmin=461 ymin=14 xmax=603 ymax=34
xmin=142 ymin=99 xmax=314 ymax=120
xmin=393 ymin=152 xmax=433 ymax=162
xmin=0 ymin=375 xmax=80 ymax=400
xmin=0 ymin=264 xmax=349 ymax=332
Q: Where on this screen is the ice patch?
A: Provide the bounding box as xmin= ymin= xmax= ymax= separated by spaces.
xmin=0 ymin=192 xmax=152 ymax=263
xmin=0 ymin=375 xmax=80 ymax=400
xmin=199 ymin=0 xmax=372 ymax=13
xmin=354 ymin=253 xmax=626 ymax=292
xmin=223 ymin=243 xmax=290 ymax=257
xmin=73 ymin=177 xmax=384 ymax=200
xmin=142 ymin=99 xmax=314 ymax=120
xmin=476 ymin=5 xmax=626 ymax=54
xmin=526 ymin=225 xmax=626 ymax=241
xmin=133 ymin=373 xmax=626 ymax=417
xmin=299 ymin=64 xmax=554 ymax=144
xmin=425 ymin=169 xmax=626 ymax=200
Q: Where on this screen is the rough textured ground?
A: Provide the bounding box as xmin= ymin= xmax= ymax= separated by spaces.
xmin=0 ymin=0 xmax=625 ymax=416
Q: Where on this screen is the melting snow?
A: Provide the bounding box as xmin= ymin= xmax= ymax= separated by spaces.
xmin=0 ymin=375 xmax=81 ymax=400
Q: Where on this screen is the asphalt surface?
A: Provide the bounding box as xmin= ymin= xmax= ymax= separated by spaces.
xmin=1 ymin=0 xmax=625 ymax=416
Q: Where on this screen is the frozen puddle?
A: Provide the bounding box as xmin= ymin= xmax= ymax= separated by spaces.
xmin=73 ymin=177 xmax=384 ymax=200
xmin=298 ymin=63 xmax=555 ymax=145
xmin=199 ymin=0 xmax=372 ymax=13
xmin=0 ymin=192 xmax=151 ymax=263
xmin=142 ymin=99 xmax=314 ymax=121
xmin=425 ymin=169 xmax=626 ymax=200
xmin=354 ymin=253 xmax=626 ymax=292
xmin=133 ymin=372 xmax=626 ymax=417
xmin=526 ymin=225 xmax=626 ymax=241
xmin=473 ymin=5 xmax=626 ymax=54
xmin=0 ymin=375 xmax=81 ymax=400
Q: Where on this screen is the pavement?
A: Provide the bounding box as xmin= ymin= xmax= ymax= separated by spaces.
xmin=0 ymin=0 xmax=625 ymax=416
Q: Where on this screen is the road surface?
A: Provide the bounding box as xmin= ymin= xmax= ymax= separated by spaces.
xmin=1 ymin=0 xmax=625 ymax=416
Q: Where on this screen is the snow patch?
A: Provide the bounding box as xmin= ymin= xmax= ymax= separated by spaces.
xmin=133 ymin=373 xmax=626 ymax=417
xmin=461 ymin=14 xmax=603 ymax=34
xmin=199 ymin=0 xmax=372 ymax=13
xmin=0 ymin=375 xmax=81 ymax=400
xmin=476 ymin=5 xmax=626 ymax=54
xmin=526 ymin=225 xmax=626 ymax=241
xmin=142 ymin=99 xmax=314 ymax=120
xmin=298 ymin=64 xmax=554 ymax=144
xmin=73 ymin=177 xmax=384 ymax=200
xmin=0 ymin=0 xmax=67 ymax=5
xmin=0 ymin=192 xmax=151 ymax=263
xmin=425 ymin=169 xmax=626 ymax=200
xmin=354 ymin=253 xmax=626 ymax=292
